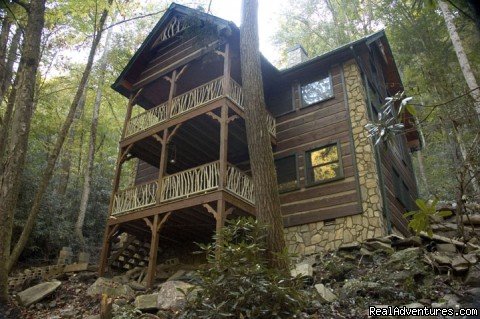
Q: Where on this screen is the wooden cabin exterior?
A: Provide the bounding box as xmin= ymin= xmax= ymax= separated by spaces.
xmin=100 ymin=3 xmax=421 ymax=287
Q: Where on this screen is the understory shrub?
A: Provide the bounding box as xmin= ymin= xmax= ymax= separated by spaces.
xmin=181 ymin=217 xmax=307 ymax=319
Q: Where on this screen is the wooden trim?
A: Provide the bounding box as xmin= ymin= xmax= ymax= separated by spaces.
xmin=304 ymin=141 xmax=345 ymax=186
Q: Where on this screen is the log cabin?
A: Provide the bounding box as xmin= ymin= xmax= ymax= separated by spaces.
xmin=99 ymin=3 xmax=421 ymax=287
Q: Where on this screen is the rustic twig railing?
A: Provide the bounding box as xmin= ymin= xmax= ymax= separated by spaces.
xmin=171 ymin=77 xmax=223 ymax=117
xmin=228 ymin=78 xmax=244 ymax=107
xmin=226 ymin=165 xmax=255 ymax=204
xmin=124 ymin=102 xmax=168 ymax=138
xmin=111 ymin=162 xmax=256 ymax=215
xmin=112 ymin=181 xmax=158 ymax=216
xmin=266 ymin=111 xmax=276 ymax=136
xmin=160 ymin=161 xmax=220 ymax=202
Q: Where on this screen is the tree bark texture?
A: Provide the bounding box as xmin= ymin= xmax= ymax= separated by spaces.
xmin=240 ymin=0 xmax=288 ymax=270
xmin=0 ymin=0 xmax=46 ymax=303
xmin=438 ymin=0 xmax=480 ymax=121
xmin=7 ymin=0 xmax=113 ymax=272
xmin=75 ymin=21 xmax=114 ymax=250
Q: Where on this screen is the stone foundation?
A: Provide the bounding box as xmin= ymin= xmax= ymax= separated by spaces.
xmin=284 ymin=61 xmax=387 ymax=255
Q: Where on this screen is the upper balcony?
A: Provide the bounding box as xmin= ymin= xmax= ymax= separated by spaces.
xmin=123 ymin=76 xmax=276 ymax=142
xmin=111 ymin=161 xmax=254 ymax=217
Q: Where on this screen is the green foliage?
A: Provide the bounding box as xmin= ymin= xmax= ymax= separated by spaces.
xmin=181 ymin=217 xmax=307 ymax=319
xmin=403 ymin=199 xmax=452 ymax=237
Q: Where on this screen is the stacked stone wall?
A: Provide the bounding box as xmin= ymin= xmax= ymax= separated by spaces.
xmin=284 ymin=61 xmax=387 ymax=255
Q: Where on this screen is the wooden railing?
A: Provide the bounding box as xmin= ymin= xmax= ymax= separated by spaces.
xmin=226 ymin=165 xmax=255 ymax=204
xmin=111 ymin=181 xmax=157 ymax=216
xmin=171 ymin=77 xmax=223 ymax=117
xmin=124 ymin=102 xmax=167 ymax=138
xmin=160 ymin=161 xmax=220 ymax=202
xmin=123 ymin=76 xmax=277 ymax=139
xmin=111 ymin=162 xmax=256 ymax=215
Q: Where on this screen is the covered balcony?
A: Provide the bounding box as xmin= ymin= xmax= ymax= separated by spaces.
xmin=123 ymin=76 xmax=276 ymax=141
xmin=111 ymin=161 xmax=254 ymax=216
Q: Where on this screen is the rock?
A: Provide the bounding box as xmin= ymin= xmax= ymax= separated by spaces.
xmin=71 ymin=271 xmax=97 ymax=282
xmin=338 ymin=242 xmax=361 ymax=251
xmin=291 ymin=263 xmax=313 ymax=277
xmin=167 ymin=270 xmax=186 ymax=281
xmin=359 ymin=247 xmax=373 ymax=256
xmin=84 ymin=316 xmax=100 ymax=319
xmin=436 ymin=243 xmax=457 ymax=253
xmin=364 ymin=240 xmax=394 ymax=254
xmin=35 ymin=303 xmax=44 ymax=310
xmin=86 ymin=277 xmax=135 ymax=299
xmin=429 ymin=252 xmax=453 ymax=267
xmin=157 ymin=280 xmax=195 ymax=311
xmin=114 ymin=298 xmax=127 ymax=306
xmin=389 ymin=247 xmax=421 ymax=263
xmin=63 ymin=262 xmax=88 ymax=273
xmin=48 ymin=300 xmax=57 ymax=308
xmin=465 ymin=268 xmax=480 ymax=287
xmin=135 ymin=293 xmax=159 ymax=311
xmin=128 ymin=281 xmax=146 ymax=291
xmin=16 ymin=280 xmax=62 ymax=306
xmin=392 ymin=236 xmax=422 ymax=248
xmin=314 ymin=283 xmax=337 ymax=302
xmin=451 ymin=255 xmax=474 ymax=272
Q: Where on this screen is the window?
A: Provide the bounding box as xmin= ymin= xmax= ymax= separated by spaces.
xmin=392 ymin=167 xmax=411 ymax=210
xmin=275 ymin=155 xmax=298 ymax=192
xmin=306 ymin=143 xmax=343 ymax=185
xmin=300 ymin=75 xmax=333 ymax=107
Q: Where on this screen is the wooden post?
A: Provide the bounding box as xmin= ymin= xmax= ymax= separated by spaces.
xmin=121 ymin=93 xmax=136 ymax=139
xmin=219 ymin=105 xmax=228 ymax=189
xmin=146 ymin=214 xmax=159 ymax=288
xmin=98 ymin=224 xmax=118 ymax=276
xmin=156 ymin=129 xmax=169 ymax=203
xmin=166 ymin=70 xmax=177 ymax=119
xmin=222 ymin=43 xmax=231 ymax=95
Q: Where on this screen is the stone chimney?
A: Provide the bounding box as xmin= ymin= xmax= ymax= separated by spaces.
xmin=286 ymin=44 xmax=308 ymax=68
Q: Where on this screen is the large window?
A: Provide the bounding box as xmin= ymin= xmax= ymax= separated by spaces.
xmin=305 ymin=143 xmax=343 ymax=185
xmin=275 ymin=155 xmax=298 ymax=192
xmin=300 ymin=75 xmax=333 ymax=107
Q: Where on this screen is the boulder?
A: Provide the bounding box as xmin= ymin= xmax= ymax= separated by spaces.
xmin=314 ymin=283 xmax=337 ymax=303
xmin=389 ymin=247 xmax=421 ymax=263
xmin=436 ymin=243 xmax=457 ymax=253
xmin=86 ymin=277 xmax=135 ymax=299
xmin=128 ymin=281 xmax=146 ymax=291
xmin=291 ymin=262 xmax=313 ymax=277
xmin=167 ymin=270 xmax=186 ymax=281
xmin=16 ymin=280 xmax=61 ymax=306
xmin=63 ymin=262 xmax=88 ymax=273
xmin=134 ymin=293 xmax=159 ymax=311
xmin=465 ymin=268 xmax=480 ymax=287
xmin=157 ymin=280 xmax=195 ymax=311
xmin=363 ymin=240 xmax=394 ymax=254
xmin=338 ymin=242 xmax=361 ymax=251
xmin=392 ymin=236 xmax=422 ymax=249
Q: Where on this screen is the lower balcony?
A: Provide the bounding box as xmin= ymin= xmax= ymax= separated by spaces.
xmin=111 ymin=161 xmax=254 ymax=217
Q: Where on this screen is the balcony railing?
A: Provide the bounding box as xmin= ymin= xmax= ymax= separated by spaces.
xmin=112 ymin=181 xmax=158 ymax=216
xmin=123 ymin=76 xmax=276 ymax=139
xmin=111 ymin=161 xmax=254 ymax=216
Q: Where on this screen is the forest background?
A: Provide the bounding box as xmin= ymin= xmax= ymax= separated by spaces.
xmin=0 ymin=0 xmax=478 ymax=268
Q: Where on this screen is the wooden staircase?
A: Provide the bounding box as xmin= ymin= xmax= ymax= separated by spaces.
xmin=108 ymin=233 xmax=150 ymax=270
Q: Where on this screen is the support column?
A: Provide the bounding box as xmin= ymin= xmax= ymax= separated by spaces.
xmin=166 ymin=70 xmax=177 ymax=119
xmin=219 ymin=105 xmax=228 ymax=189
xmin=99 ymin=224 xmax=119 ymax=276
xmin=144 ymin=212 xmax=171 ymax=288
xmin=204 ymin=202 xmax=233 ymax=259
xmin=222 ymin=43 xmax=231 ymax=95
xmin=156 ymin=129 xmax=168 ymax=203
xmin=146 ymin=214 xmax=159 ymax=288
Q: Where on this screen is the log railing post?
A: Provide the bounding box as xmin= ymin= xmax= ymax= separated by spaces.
xmin=156 ymin=129 xmax=168 ymax=203
xmin=146 ymin=214 xmax=159 ymax=288
xmin=166 ymin=70 xmax=177 ymax=119
xmin=222 ymin=43 xmax=231 ymax=96
xmin=219 ymin=105 xmax=228 ymax=190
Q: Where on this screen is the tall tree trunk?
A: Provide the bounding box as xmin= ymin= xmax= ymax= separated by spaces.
xmin=7 ymin=0 xmax=113 ymax=272
xmin=75 ymin=21 xmax=114 ymax=250
xmin=0 ymin=17 xmax=11 ymax=86
xmin=0 ymin=0 xmax=46 ymax=303
xmin=240 ymin=0 xmax=288 ymax=270
xmin=0 ymin=26 xmax=21 ymax=104
xmin=438 ymin=0 xmax=480 ymax=121
xmin=452 ymin=124 xmax=480 ymax=194
xmin=56 ymin=84 xmax=88 ymax=196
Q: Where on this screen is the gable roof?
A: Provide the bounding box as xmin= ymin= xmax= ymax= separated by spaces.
xmin=112 ymin=2 xmax=236 ymax=96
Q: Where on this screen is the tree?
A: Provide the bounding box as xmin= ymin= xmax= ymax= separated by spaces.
xmin=7 ymin=0 xmax=114 ymax=272
xmin=0 ymin=0 xmax=46 ymax=303
xmin=240 ymin=0 xmax=288 ymax=270
xmin=75 ymin=17 xmax=115 ymax=250
xmin=438 ymin=0 xmax=480 ymax=121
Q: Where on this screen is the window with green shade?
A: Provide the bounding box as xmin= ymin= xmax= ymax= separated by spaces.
xmin=275 ymin=155 xmax=298 ymax=192
xmin=300 ymin=75 xmax=333 ymax=107
xmin=306 ymin=143 xmax=343 ymax=185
